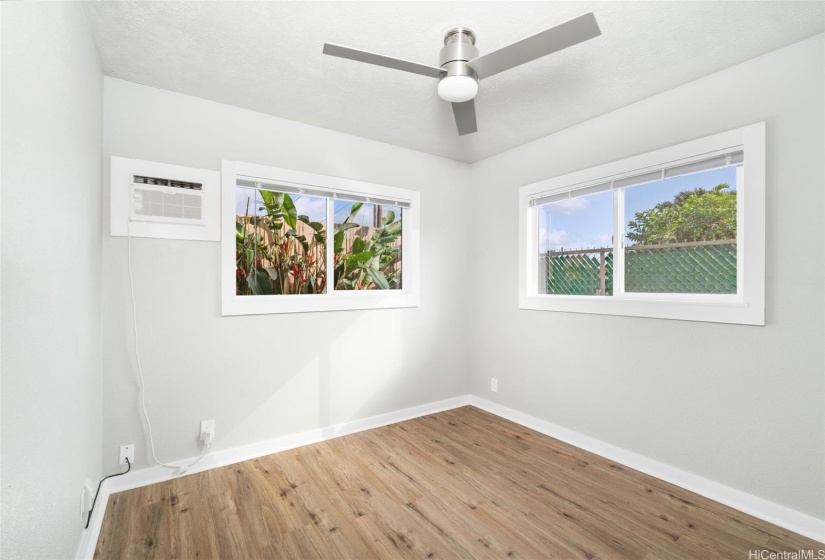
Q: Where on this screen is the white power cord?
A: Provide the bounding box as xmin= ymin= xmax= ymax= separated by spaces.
xmin=127 ymin=221 xmax=209 ymax=475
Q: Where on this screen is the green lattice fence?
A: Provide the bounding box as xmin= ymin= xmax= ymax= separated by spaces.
xmin=541 ymin=240 xmax=736 ymax=296
xmin=625 ymin=241 xmax=736 ymax=294
xmin=541 ymin=249 xmax=614 ymax=296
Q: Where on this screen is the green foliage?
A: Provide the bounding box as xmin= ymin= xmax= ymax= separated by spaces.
xmin=626 ymin=183 xmax=736 ymax=245
xmin=334 ymin=203 xmax=402 ymax=290
xmin=236 ymin=195 xmax=401 ymax=294
xmin=235 ymin=192 xmax=326 ymax=295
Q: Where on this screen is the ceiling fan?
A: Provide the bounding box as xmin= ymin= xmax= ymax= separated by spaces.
xmin=322 ymin=13 xmax=601 ymax=136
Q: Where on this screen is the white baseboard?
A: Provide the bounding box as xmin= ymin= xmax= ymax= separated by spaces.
xmin=469 ymin=396 xmax=825 ymax=544
xmin=75 ymin=506 xmax=104 ymax=560
xmin=75 ymin=394 xmax=470 ymax=560
xmin=76 ymin=392 xmax=823 ymax=559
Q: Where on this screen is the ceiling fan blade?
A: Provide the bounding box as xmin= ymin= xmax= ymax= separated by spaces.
xmin=467 ymin=12 xmax=601 ymax=79
xmin=323 ymin=43 xmax=445 ymax=78
xmin=451 ymin=99 xmax=477 ymax=136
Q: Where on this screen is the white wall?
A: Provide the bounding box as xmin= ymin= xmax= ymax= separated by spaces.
xmin=469 ymin=34 xmax=825 ymax=519
xmin=100 ymin=77 xmax=471 ymax=473
xmin=1 ymin=3 xmax=103 ymax=558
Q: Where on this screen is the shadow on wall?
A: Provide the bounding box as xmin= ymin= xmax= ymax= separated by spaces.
xmin=219 ymin=307 xmax=437 ymax=446
xmin=106 ymin=236 xmax=443 ymax=474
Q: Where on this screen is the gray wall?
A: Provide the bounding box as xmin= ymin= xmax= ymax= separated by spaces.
xmin=100 ymin=77 xmax=472 ymax=473
xmin=469 ymin=34 xmax=825 ymax=518
xmin=5 ymin=14 xmax=816 ymax=554
xmin=1 ymin=3 xmax=103 ymax=558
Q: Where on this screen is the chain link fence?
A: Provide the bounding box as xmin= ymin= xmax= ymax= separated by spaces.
xmin=539 ymin=239 xmax=736 ymax=296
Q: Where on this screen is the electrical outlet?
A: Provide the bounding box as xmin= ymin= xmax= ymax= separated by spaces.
xmin=200 ymin=419 xmax=215 ymax=444
xmin=80 ymin=480 xmax=94 ymax=516
xmin=119 ymin=444 xmax=134 ymax=466
xmin=491 ymin=378 xmax=498 ymax=393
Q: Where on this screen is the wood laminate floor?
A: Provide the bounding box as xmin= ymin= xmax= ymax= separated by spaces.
xmin=95 ymin=406 xmax=823 ymax=559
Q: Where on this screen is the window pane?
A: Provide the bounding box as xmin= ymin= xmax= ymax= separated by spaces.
xmin=537 ymin=190 xmax=613 ymax=296
xmin=333 ymin=201 xmax=402 ymax=290
xmin=623 ymin=167 xmax=737 ymax=294
xmin=235 ymin=187 xmax=327 ymax=295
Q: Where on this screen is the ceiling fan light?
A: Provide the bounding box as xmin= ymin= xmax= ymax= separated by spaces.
xmin=438 ymin=75 xmax=478 ymax=103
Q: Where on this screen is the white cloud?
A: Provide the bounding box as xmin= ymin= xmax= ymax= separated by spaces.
xmin=590 ymin=234 xmax=613 ymax=247
xmin=555 ymin=197 xmax=590 ymax=215
xmin=539 ymin=228 xmax=569 ymax=250
xmin=295 ymin=195 xmax=327 ymax=222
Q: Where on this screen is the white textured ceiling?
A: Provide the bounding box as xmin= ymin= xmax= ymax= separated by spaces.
xmin=84 ymin=1 xmax=824 ymax=163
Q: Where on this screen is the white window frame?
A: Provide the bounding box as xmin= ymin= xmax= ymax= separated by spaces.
xmin=222 ymin=160 xmax=420 ymax=316
xmin=518 ymin=123 xmax=765 ymax=325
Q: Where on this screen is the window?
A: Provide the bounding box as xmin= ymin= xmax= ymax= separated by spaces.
xmin=333 ymin=199 xmax=403 ymax=291
xmin=222 ymin=161 xmax=419 ymax=315
xmin=519 ymin=123 xmax=765 ymax=325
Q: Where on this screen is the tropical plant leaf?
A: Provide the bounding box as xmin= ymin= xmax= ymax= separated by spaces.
xmin=334 ymin=222 xmax=359 ymax=253
xmin=298 ymin=215 xmax=310 ymax=224
xmin=259 ymin=189 xmax=275 ymax=207
xmin=281 ymin=193 xmax=298 ymax=230
xmin=264 ymin=268 xmax=278 ymax=280
xmin=334 ymin=222 xmax=359 ymax=235
xmin=256 ymin=270 xmax=273 ymax=294
xmin=383 ymin=220 xmax=402 ymax=235
xmin=351 ymin=237 xmax=366 ymax=254
xmin=259 ymin=190 xmax=282 ymax=215
xmin=247 ymin=271 xmax=263 ymax=295
xmin=296 ymin=234 xmax=309 ymax=254
xmin=345 ymin=202 xmax=364 ymax=223
xmin=383 ymin=210 xmax=395 ymax=225
xmin=346 ymin=251 xmax=375 ymax=268
xmin=364 ymin=268 xmax=389 ymax=289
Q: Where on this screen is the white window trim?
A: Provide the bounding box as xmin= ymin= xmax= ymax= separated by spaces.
xmin=221 ymin=160 xmax=420 ymax=316
xmin=518 ymin=122 xmax=765 ymax=325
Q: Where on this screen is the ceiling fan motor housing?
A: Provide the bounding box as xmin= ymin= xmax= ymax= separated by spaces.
xmin=439 ymin=28 xmax=479 ymax=81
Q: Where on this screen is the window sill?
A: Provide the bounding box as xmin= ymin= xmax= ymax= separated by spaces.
xmin=223 ymin=292 xmax=420 ymax=316
xmin=518 ymin=295 xmax=763 ymax=325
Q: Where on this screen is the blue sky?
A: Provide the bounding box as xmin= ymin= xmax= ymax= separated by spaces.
xmin=538 ymin=166 xmax=737 ymax=252
xmin=236 ymin=187 xmax=401 ymax=228
xmin=236 ymin=187 xmax=327 ymax=223
xmin=333 ymin=201 xmax=402 ymax=228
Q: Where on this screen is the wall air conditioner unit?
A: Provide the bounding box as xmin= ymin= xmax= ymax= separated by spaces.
xmin=110 ymin=156 xmax=220 ymax=241
xmin=131 ymin=174 xmax=204 ymax=225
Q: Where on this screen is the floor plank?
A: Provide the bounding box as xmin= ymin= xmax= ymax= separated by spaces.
xmin=95 ymin=406 xmax=824 ymax=559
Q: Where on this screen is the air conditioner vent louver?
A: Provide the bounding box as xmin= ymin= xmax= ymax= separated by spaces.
xmin=112 ymin=157 xmax=219 ymax=241
xmin=133 ymin=175 xmax=203 ymax=190
xmin=132 ymin=188 xmax=203 ymax=221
